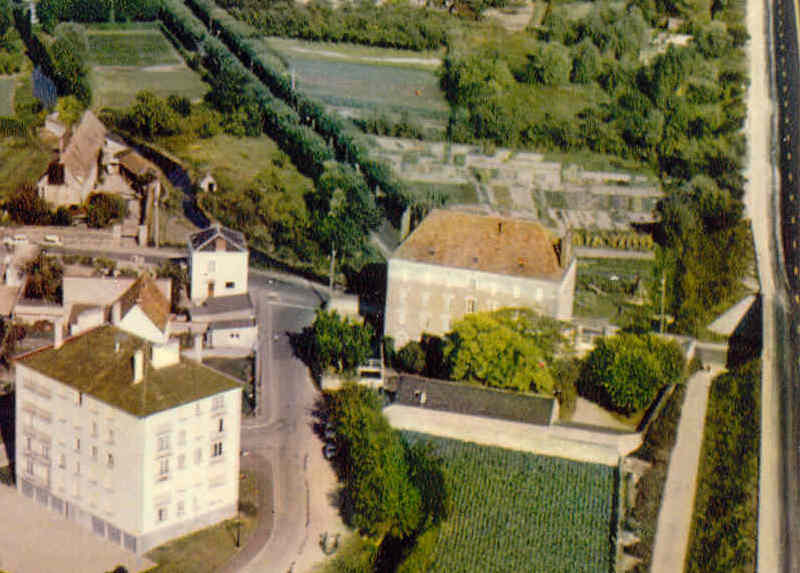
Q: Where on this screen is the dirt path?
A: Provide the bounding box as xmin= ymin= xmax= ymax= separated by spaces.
xmin=650 ymin=366 xmax=722 ymax=573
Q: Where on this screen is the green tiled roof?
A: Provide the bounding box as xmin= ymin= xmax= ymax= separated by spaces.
xmin=17 ymin=326 xmax=241 ymax=417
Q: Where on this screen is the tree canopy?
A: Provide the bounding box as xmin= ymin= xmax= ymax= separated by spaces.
xmin=581 ymin=332 xmax=685 ymax=413
xmin=23 ymin=253 xmax=64 ymax=303
xmin=311 ymin=309 xmax=373 ymax=375
xmin=443 ymin=309 xmax=565 ymax=393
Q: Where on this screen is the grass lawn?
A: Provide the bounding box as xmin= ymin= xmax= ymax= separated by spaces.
xmin=0 ymin=77 xmax=13 ymax=116
xmin=168 ymin=133 xmax=313 ymax=196
xmin=87 ymin=29 xmax=182 ymax=66
xmin=573 ymin=257 xmax=654 ymax=321
xmin=262 ymin=36 xmax=443 ymax=70
xmin=145 ymin=471 xmax=260 ymax=572
xmin=0 ymin=137 xmax=53 ymax=198
xmin=91 ymin=66 xmax=208 ymax=109
xmin=400 ymin=433 xmax=616 ymax=573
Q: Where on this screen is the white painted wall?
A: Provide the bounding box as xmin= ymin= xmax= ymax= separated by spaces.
xmin=208 ymin=326 xmax=257 ymax=349
xmin=118 ymin=306 xmax=168 ymax=345
xmin=189 ymin=251 xmax=248 ymax=302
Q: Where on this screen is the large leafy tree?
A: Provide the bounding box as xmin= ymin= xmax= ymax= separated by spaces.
xmin=6 ymin=184 xmax=51 ymax=225
xmin=327 ymin=383 xmax=446 ymax=538
xmin=24 ymin=253 xmax=64 ymax=303
xmin=444 ymin=309 xmax=564 ymax=393
xmin=581 ymin=332 xmax=685 ymax=413
xmin=311 ymin=309 xmax=372 ymax=375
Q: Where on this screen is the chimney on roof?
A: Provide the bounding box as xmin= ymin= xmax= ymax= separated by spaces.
xmin=54 ymin=317 xmax=64 ymax=349
xmin=112 ymin=301 xmax=121 ymax=325
xmin=132 ymin=349 xmax=144 ymax=384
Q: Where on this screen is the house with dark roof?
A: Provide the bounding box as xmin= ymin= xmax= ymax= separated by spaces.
xmin=385 ymin=209 xmax=576 ymax=347
xmin=187 ymin=225 xmax=255 ymax=349
xmin=188 ymin=225 xmax=248 ymax=303
xmin=37 ymin=110 xmax=107 ymax=207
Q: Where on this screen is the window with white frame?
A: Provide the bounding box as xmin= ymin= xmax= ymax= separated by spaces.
xmin=157 ymin=434 xmax=170 ymax=452
xmin=178 ymin=430 xmax=186 ymax=446
xmin=211 ymin=441 xmax=223 ymax=458
xmin=178 ymin=454 xmax=186 ymax=470
xmin=207 ymin=260 xmax=215 ymax=273
xmin=157 ymin=507 xmax=167 ymax=522
xmin=466 ymin=298 xmax=476 ymax=314
xmin=107 ymin=453 xmax=114 ymax=469
xmin=195 ymin=448 xmax=203 ymax=465
xmin=177 ymin=500 xmax=185 ymax=518
xmin=26 ymin=458 xmax=33 ymax=475
xmin=212 ymin=395 xmax=224 ymax=411
xmin=218 ymin=418 xmax=224 ymax=433
xmin=59 ymin=453 xmax=66 ymax=468
xmin=91 ymin=421 xmax=98 ymax=437
xmin=74 ymin=437 xmax=80 ymax=452
xmin=41 ymin=444 xmax=49 ymax=459
xmin=107 ymin=427 xmax=114 ymax=444
xmin=25 ymin=436 xmax=32 ymax=452
xmin=91 ymin=446 xmax=98 ymax=460
xmin=157 ymin=458 xmax=169 ymax=481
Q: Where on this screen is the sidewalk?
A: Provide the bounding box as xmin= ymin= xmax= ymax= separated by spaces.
xmin=650 ymin=367 xmax=721 ymax=573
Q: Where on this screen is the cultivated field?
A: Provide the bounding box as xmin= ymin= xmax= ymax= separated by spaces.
xmin=260 ymin=37 xmax=449 ymax=126
xmin=87 ymin=26 xmax=207 ymax=109
xmin=87 ymin=28 xmax=182 ymax=67
xmin=401 ymin=432 xmax=616 ymax=572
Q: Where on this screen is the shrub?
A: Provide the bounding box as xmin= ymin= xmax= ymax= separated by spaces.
xmin=397 ymin=341 xmax=426 ymax=374
xmin=86 ymin=192 xmax=125 ymax=228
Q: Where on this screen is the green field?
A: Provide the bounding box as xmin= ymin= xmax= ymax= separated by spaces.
xmin=261 ymin=37 xmax=449 ymax=123
xmin=91 ymin=66 xmax=208 ymax=109
xmin=87 ymin=29 xmax=182 ymax=67
xmin=574 ymin=257 xmax=654 ymax=321
xmin=0 ymin=77 xmax=13 ymax=116
xmin=401 ymin=433 xmax=616 ymax=572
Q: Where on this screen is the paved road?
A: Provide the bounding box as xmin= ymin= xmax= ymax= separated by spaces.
xmin=650 ymin=366 xmax=721 ymax=573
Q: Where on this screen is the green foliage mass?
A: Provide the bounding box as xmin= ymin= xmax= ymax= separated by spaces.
xmin=327 ymin=384 xmax=448 ymax=541
xmin=37 ymin=0 xmax=161 ymax=29
xmin=24 ymin=253 xmax=64 ymax=303
xmin=86 ymin=192 xmax=126 ymax=228
xmin=311 ymin=309 xmax=373 ymax=375
xmin=581 ymin=332 xmax=685 ymax=413
xmin=5 ymin=184 xmax=52 ymax=225
xmin=686 ymin=360 xmax=759 ymax=572
xmin=444 ymin=308 xmax=565 ymax=393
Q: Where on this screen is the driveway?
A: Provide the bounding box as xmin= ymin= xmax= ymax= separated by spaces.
xmin=0 ymin=484 xmax=153 ymax=573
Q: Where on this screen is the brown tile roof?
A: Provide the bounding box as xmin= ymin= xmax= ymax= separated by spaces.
xmin=393 ymin=210 xmax=565 ymax=280
xmin=116 ymin=148 xmax=157 ymax=177
xmin=16 ymin=326 xmax=241 ymax=417
xmin=117 ymin=274 xmax=170 ymax=332
xmin=61 ymin=110 xmax=106 ymax=182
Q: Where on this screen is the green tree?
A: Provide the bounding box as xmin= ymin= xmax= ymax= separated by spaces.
xmin=444 ymin=309 xmax=559 ymax=393
xmin=571 ymin=38 xmax=601 ymax=84
xmin=55 ymin=95 xmax=85 ymax=128
xmin=581 ymin=332 xmax=685 ymax=413
xmin=312 ymin=309 xmax=372 ymax=375
xmin=6 ymin=185 xmax=51 ymax=225
xmin=127 ymin=91 xmax=179 ymax=137
xmin=0 ymin=0 xmax=12 ymax=37
xmin=24 ymin=253 xmax=64 ymax=303
xmin=86 ymin=192 xmax=125 ymax=228
xmin=156 ymin=261 xmax=188 ymax=313
xmin=397 ymin=341 xmax=426 ymax=374
xmin=521 ymin=42 xmax=571 ymax=86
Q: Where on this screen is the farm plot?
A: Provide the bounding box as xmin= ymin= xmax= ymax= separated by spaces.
xmin=401 ymin=432 xmax=616 ymax=573
xmin=87 ymin=27 xmax=206 ymax=109
xmin=87 ymin=28 xmax=182 ymax=67
xmin=0 ymin=77 xmax=13 ymax=116
xmin=261 ymin=37 xmax=449 ymax=125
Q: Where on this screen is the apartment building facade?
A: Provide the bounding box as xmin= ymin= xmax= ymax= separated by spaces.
xmin=15 ymin=325 xmax=242 ymax=554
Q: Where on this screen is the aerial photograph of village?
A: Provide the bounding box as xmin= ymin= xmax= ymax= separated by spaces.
xmin=0 ymin=0 xmax=791 ymax=570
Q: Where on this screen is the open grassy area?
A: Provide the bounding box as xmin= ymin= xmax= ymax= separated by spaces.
xmin=400 ymin=433 xmax=616 ymax=572
xmin=87 ymin=29 xmax=182 ymax=66
xmin=262 ymin=36 xmax=443 ymax=70
xmin=573 ymin=257 xmax=654 ymax=322
xmin=145 ymin=471 xmax=259 ymax=572
xmin=0 ymin=137 xmax=53 ymax=198
xmin=167 ymin=133 xmax=313 ymax=197
xmin=404 ymin=180 xmax=479 ymax=206
xmin=0 ymin=77 xmax=13 ymax=116
xmin=91 ymin=66 xmax=208 ymax=109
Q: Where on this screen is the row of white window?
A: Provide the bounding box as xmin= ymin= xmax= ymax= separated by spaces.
xmin=156 ymin=441 xmax=224 ymax=482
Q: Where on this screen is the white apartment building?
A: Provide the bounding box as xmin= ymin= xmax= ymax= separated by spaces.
xmin=188 ymin=225 xmax=248 ymax=302
xmin=385 ymin=210 xmax=577 ymax=348
xmin=15 ymin=323 xmax=242 ymax=554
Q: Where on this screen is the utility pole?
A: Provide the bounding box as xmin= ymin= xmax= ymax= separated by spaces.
xmin=659 ymin=271 xmax=666 ymax=334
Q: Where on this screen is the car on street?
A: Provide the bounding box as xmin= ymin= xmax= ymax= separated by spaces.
xmin=323 ymin=443 xmax=337 ymax=460
xmin=4 ymin=234 xmax=28 ymax=246
xmin=43 ymin=234 xmax=62 ymax=246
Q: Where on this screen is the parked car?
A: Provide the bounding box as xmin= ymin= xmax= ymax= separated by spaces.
xmin=4 ymin=234 xmax=27 ymax=246
xmin=323 ymin=444 xmax=337 ymax=460
xmin=43 ymin=234 xmax=62 ymax=246
xmin=324 ymin=428 xmax=336 ymax=441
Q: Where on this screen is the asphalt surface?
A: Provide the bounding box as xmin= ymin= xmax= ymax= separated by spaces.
xmin=767 ymin=0 xmax=800 ymax=568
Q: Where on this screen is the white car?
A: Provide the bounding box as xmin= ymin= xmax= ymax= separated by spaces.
xmin=43 ymin=234 xmax=62 ymax=246
xmin=4 ymin=234 xmax=27 ymax=246
xmin=323 ymin=444 xmax=337 ymax=460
